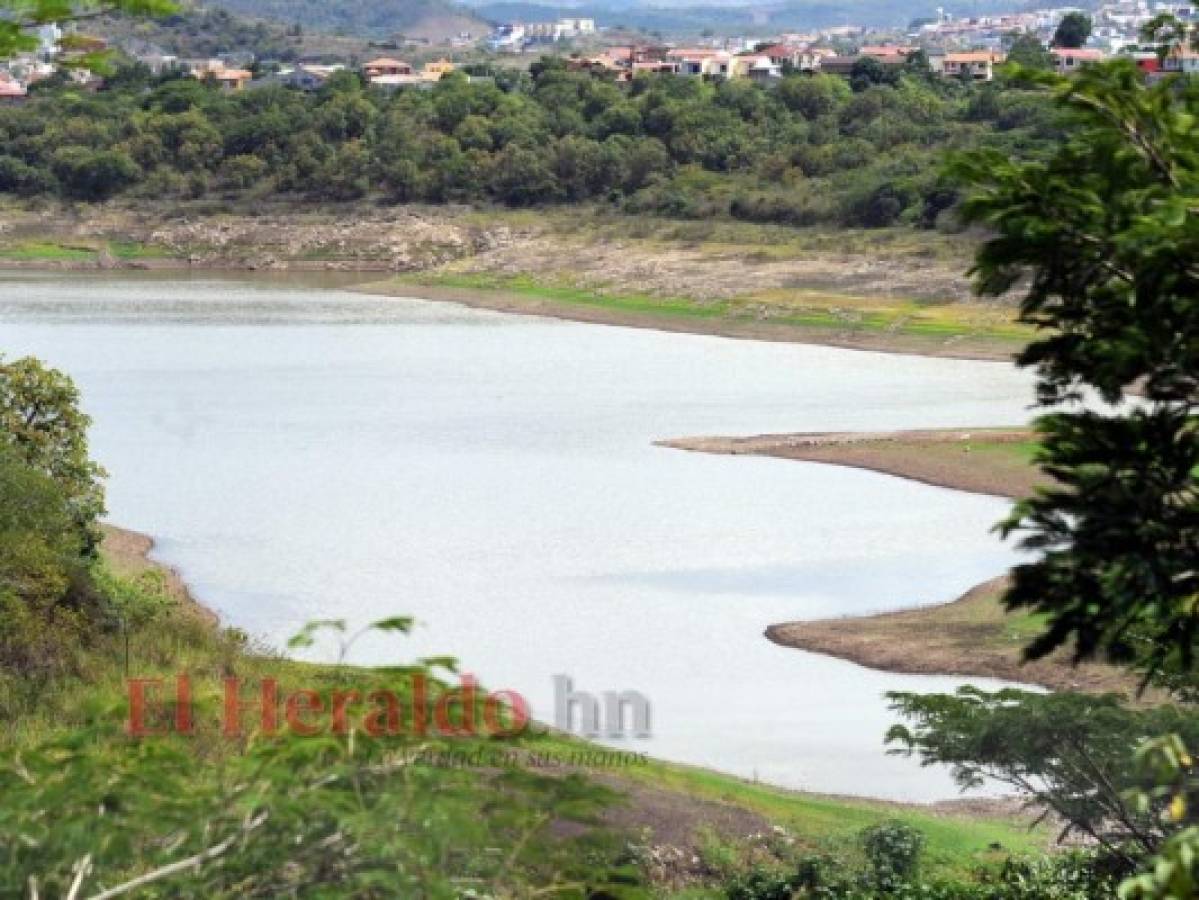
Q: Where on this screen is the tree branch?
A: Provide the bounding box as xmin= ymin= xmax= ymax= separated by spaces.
xmin=86 ymin=811 xmax=268 ymax=900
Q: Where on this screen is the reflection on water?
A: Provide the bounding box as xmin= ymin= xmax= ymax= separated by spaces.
xmin=1 ymin=273 xmax=1037 ymax=801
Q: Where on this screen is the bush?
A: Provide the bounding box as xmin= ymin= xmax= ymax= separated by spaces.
xmin=50 ymin=147 xmax=141 ymax=202
xmin=860 ymin=820 xmax=925 ymax=891
xmin=0 ymin=154 xmax=52 ymax=196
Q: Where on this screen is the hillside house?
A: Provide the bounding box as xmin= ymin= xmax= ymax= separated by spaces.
xmin=363 ymin=58 xmax=412 ymax=78
xmin=189 ymin=61 xmax=252 ymax=91
xmin=0 ymin=76 xmax=27 ymax=104
xmin=422 ymin=58 xmax=455 ymax=80
xmin=1052 ymin=47 xmax=1106 ymax=73
xmin=943 ymin=51 xmax=1005 ymax=81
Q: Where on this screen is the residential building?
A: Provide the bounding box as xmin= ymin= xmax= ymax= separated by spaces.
xmin=0 ymin=75 xmax=27 ymax=103
xmin=817 ymin=55 xmax=860 ymax=77
xmin=943 ymin=50 xmax=1005 ymax=81
xmin=1163 ymin=45 xmax=1199 ymax=73
xmin=189 ymin=60 xmax=253 ymax=91
xmin=1052 ymin=47 xmax=1106 ymax=73
xmin=422 ymin=58 xmax=455 ymax=79
xmin=486 ymin=24 xmax=525 ymax=52
xmin=363 ymin=57 xmax=412 ymax=78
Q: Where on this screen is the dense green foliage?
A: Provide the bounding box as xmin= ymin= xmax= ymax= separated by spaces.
xmin=888 ymin=688 xmax=1199 ymax=871
xmin=0 ymin=356 xmax=107 ymax=553
xmin=955 ymin=61 xmax=1199 ymax=676
xmin=0 ymin=357 xmax=110 ymax=707
xmin=888 ymin=48 xmax=1199 ymax=899
xmin=1052 ymin=13 xmax=1093 ymax=50
xmin=716 ymin=823 xmax=1114 ymax=899
xmin=1 ymin=617 xmax=642 ymax=897
xmin=0 ymin=59 xmax=1063 ymax=229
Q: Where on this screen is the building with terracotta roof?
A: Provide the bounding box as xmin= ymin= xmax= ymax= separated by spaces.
xmin=0 ymin=77 xmax=27 ymax=103
xmin=1052 ymin=47 xmax=1106 ymax=74
xmin=943 ymin=51 xmax=1005 ymax=81
xmin=363 ymin=58 xmax=412 ymax=78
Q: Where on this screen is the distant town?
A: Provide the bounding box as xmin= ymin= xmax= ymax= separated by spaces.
xmin=1 ymin=0 xmax=1196 ymax=102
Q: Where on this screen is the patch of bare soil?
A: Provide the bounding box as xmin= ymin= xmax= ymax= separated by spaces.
xmin=766 ymin=577 xmax=1145 ymax=697
xmin=658 ymin=429 xmax=1044 ymax=499
xmin=447 ymin=233 xmax=976 ymax=303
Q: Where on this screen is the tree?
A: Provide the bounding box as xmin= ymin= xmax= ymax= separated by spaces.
xmin=849 ymin=56 xmax=899 ymax=93
xmin=776 ymin=73 xmax=845 ymax=120
xmin=51 ymin=147 xmax=141 ymax=202
xmin=1054 ymin=12 xmax=1093 ymax=49
xmin=1007 ymin=33 xmax=1053 ymax=70
xmin=489 ymin=144 xmax=559 ymax=206
xmin=0 ymin=357 xmax=106 ymax=554
xmin=888 ymin=689 xmax=1199 ymax=870
xmin=948 ymin=61 xmax=1199 ymax=677
xmin=889 ymin=56 xmax=1198 ymax=894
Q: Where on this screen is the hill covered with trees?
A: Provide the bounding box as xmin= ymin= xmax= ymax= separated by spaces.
xmin=0 ymin=58 xmax=1063 ymax=230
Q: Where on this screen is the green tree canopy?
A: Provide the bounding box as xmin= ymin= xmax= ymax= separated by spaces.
xmin=1054 ymin=12 xmax=1093 ymax=49
xmin=949 ymin=62 xmax=1199 ymax=676
xmin=1007 ymin=33 xmax=1053 ymax=70
xmin=0 ymin=356 xmax=106 ymax=554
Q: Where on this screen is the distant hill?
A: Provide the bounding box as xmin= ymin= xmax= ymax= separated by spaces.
xmin=472 ymin=0 xmax=1025 ymax=32
xmin=94 ymin=4 xmax=382 ymax=64
xmin=209 ymin=0 xmax=489 ymax=41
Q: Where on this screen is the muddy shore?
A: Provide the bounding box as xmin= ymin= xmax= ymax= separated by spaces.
xmin=658 ymin=429 xmax=1045 ymax=499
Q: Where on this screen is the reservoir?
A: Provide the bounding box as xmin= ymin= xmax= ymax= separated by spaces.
xmin=0 ymin=271 xmax=1036 ymax=801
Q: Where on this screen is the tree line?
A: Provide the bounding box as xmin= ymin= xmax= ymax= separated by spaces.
xmin=0 ymin=56 xmax=1064 ymax=229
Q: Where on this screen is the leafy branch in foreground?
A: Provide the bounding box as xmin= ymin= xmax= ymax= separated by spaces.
xmin=950 ymin=60 xmax=1198 ymax=676
xmin=0 ymin=0 xmax=177 ymax=67
xmin=0 ymin=617 xmax=632 ymax=897
xmin=887 ymin=688 xmax=1199 ymax=870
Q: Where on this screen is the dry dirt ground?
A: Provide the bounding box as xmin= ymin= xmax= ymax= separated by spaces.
xmin=659 ymin=429 xmax=1046 ymax=499
xmin=3 ymin=206 xmax=1027 ymax=359
xmin=2 ymin=206 xmax=976 ymax=300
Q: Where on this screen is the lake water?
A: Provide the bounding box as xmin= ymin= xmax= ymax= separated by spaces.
xmin=0 ymin=271 xmax=1038 ymax=801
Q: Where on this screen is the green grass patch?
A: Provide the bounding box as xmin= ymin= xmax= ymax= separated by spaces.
xmin=398 ymin=271 xmax=733 ymax=320
xmin=0 ymin=241 xmax=98 ymax=261
xmin=528 ymin=730 xmax=1046 ymax=882
xmin=107 ymin=240 xmax=174 ymax=260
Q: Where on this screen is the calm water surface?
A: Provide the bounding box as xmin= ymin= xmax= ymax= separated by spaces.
xmin=0 ymin=271 xmax=1037 ymax=801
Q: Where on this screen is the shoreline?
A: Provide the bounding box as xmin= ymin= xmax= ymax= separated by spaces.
xmin=0 ymin=228 xmax=1025 ymax=363
xmin=94 ymin=525 xmax=1038 ymax=827
xmin=355 ymin=280 xmax=1022 ymax=363
xmin=100 ymin=523 xmax=219 ymax=627
xmin=660 ymin=428 xmax=1145 ymax=698
xmin=0 ymin=257 xmax=1022 ymax=362
xmin=657 ymin=428 xmax=1043 ymax=499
